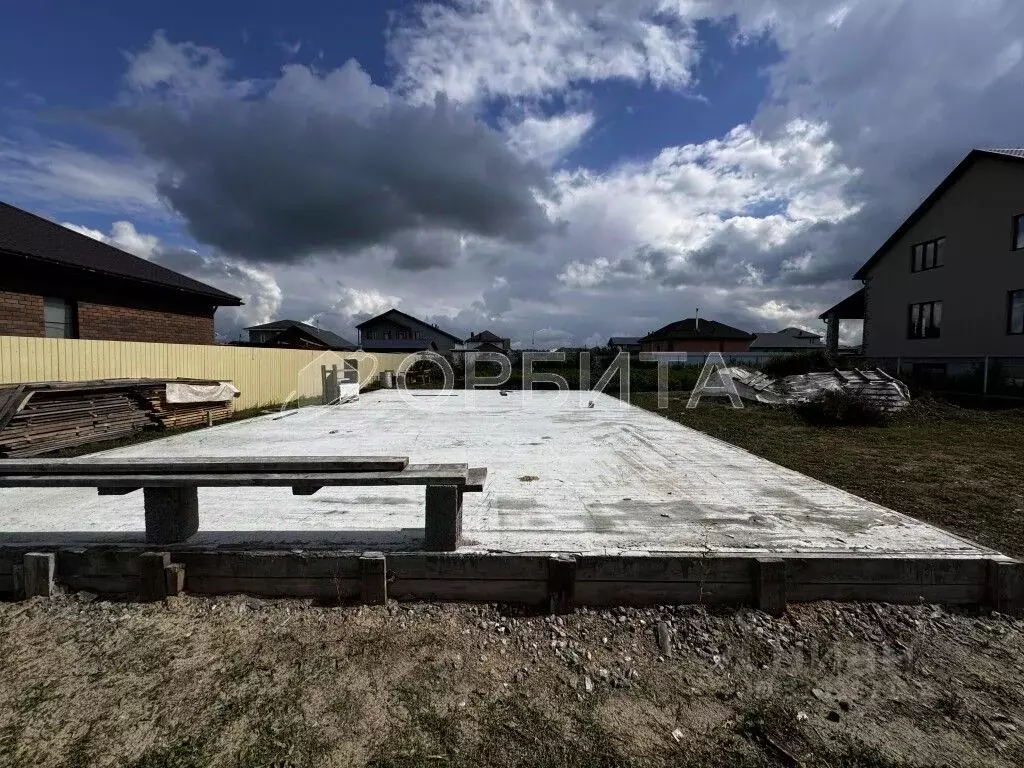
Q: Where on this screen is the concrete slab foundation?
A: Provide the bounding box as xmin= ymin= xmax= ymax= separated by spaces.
xmin=0 ymin=390 xmax=1003 ymax=563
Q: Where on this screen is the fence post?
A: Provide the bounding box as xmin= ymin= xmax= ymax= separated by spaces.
xmin=983 ymin=356 xmax=990 ymax=395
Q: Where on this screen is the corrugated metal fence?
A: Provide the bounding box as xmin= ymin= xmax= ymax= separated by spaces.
xmin=0 ymin=336 xmax=412 ymax=411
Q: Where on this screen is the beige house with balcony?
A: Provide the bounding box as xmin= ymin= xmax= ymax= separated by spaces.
xmin=822 ymin=148 xmax=1024 ymax=360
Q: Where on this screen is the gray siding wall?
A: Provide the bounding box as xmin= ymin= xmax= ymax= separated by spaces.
xmin=864 ymin=157 xmax=1024 ymax=357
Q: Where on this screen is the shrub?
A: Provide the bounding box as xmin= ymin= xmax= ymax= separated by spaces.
xmin=760 ymin=350 xmax=833 ymax=378
xmin=794 ymin=389 xmax=889 ymax=427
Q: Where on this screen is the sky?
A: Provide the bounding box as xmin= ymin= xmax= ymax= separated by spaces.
xmin=3 ymin=0 xmax=1024 ymax=349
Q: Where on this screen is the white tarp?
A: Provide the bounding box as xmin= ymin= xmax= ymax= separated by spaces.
xmin=165 ymin=381 xmax=240 ymax=404
xmin=719 ymin=367 xmax=911 ymax=410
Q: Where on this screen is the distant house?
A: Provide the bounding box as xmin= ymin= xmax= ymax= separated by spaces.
xmin=355 ymin=308 xmax=462 ymax=355
xmin=750 ymin=327 xmax=825 ymax=354
xmin=607 ymin=336 xmax=642 ymax=353
xmin=243 ymin=319 xmax=358 ymax=351
xmin=0 ymin=200 xmax=241 ymax=344
xmin=822 ymin=148 xmax=1024 ymax=359
xmin=465 ymin=330 xmax=511 ymax=355
xmin=639 ymin=318 xmax=755 ymax=353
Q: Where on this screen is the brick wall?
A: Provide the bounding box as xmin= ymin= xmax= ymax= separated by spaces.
xmin=640 ymin=338 xmax=753 ymax=353
xmin=0 ymin=290 xmax=215 ymax=344
xmin=77 ymin=301 xmax=215 ymax=344
xmin=0 ymin=290 xmax=45 ymax=336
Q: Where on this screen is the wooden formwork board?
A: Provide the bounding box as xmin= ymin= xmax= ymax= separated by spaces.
xmin=0 ymin=547 xmax=1019 ymax=616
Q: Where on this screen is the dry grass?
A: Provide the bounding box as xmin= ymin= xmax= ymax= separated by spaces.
xmin=632 ymin=394 xmax=1024 ymax=557
xmin=1 ymin=594 xmax=1023 ymax=767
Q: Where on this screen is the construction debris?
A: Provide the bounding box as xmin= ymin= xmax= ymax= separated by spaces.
xmin=0 ymin=378 xmax=238 ymax=457
xmin=721 ymin=367 xmax=911 ymax=411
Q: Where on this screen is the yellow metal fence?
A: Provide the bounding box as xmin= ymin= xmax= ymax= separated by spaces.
xmin=0 ymin=336 xmax=412 ymax=411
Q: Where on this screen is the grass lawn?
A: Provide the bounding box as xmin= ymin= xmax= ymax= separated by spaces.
xmin=631 ymin=394 xmax=1024 ymax=558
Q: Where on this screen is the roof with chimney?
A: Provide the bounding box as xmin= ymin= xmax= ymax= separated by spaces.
xmin=641 ymin=318 xmax=755 ymax=342
xmin=0 ymin=200 xmax=242 ymax=305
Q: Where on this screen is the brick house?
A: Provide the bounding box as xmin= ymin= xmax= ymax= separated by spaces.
xmin=639 ymin=318 xmax=755 ymax=353
xmin=0 ymin=201 xmax=241 ymax=344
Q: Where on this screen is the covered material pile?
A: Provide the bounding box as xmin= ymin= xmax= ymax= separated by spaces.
xmin=0 ymin=379 xmax=238 ymax=457
xmin=721 ymin=367 xmax=911 ymax=411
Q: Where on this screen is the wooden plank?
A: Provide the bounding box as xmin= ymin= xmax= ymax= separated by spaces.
xmin=0 ymin=574 xmax=14 ymax=594
xmin=755 ymin=558 xmax=786 ymax=617
xmin=577 ymin=556 xmax=753 ymax=583
xmin=57 ymin=549 xmax=144 ymax=577
xmin=23 ymin=552 xmax=55 ymax=598
xmin=987 ymin=560 xmax=1023 ymax=616
xmin=0 ymin=384 xmax=27 ymax=430
xmin=140 ymin=552 xmax=171 ymax=601
xmin=788 ymin=582 xmax=986 ymax=604
xmin=0 ymin=456 xmax=411 ymax=474
xmin=60 ymin=574 xmax=140 ymax=594
xmin=575 ymin=580 xmax=752 ymax=606
xmin=185 ymin=575 xmax=359 ymax=599
xmin=465 ymin=467 xmax=488 ymax=492
xmin=785 ymin=558 xmax=989 ymax=585
xmin=0 ymin=464 xmax=472 ymax=488
xmin=548 ymin=554 xmax=576 ymax=615
xmin=172 ymin=551 xmax=362 ymax=579
xmin=388 ymin=578 xmax=547 ymax=603
xmin=360 ymin=552 xmax=387 ymax=605
xmin=388 ymin=553 xmax=549 ymax=581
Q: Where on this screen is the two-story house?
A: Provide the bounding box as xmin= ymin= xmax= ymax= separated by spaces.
xmin=822 ymin=148 xmax=1024 ymax=362
xmin=355 ymin=308 xmax=462 ymax=355
xmin=464 ymin=330 xmax=511 ymax=355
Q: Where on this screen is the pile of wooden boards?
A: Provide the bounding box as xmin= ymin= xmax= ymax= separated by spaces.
xmin=0 ymin=378 xmax=236 ymax=457
xmin=137 ymin=387 xmax=233 ymax=429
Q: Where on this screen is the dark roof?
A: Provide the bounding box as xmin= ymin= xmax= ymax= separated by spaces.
xmin=853 ymin=149 xmax=1024 ymax=279
xmin=246 ymin=319 xmax=357 ymax=350
xmin=818 ymin=288 xmax=865 ymax=320
xmin=641 ymin=318 xmax=755 ymax=342
xmin=355 ymin=308 xmax=462 ymax=343
xmin=360 ymin=339 xmax=432 ymax=352
xmin=608 ymin=336 xmax=642 ymax=346
xmin=466 ymin=330 xmax=506 ymax=343
xmin=0 ymin=200 xmax=242 ymax=305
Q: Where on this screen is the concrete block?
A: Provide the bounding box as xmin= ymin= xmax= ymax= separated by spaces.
xmin=23 ymin=552 xmax=55 ymax=598
xmin=360 ymin=552 xmax=387 ymax=605
xmin=424 ymin=486 xmax=462 ymax=551
xmin=165 ymin=564 xmax=185 ymax=597
xmin=140 ymin=552 xmax=171 ymax=601
xmin=755 ymin=558 xmax=786 ymax=617
xmin=144 ymin=486 xmax=199 ymax=544
xmin=548 ymin=554 xmax=576 ymax=615
xmin=988 ymin=560 xmax=1023 ymax=617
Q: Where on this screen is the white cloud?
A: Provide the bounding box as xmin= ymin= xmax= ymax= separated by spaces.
xmin=388 ymin=0 xmax=701 ymax=105
xmin=0 ymin=137 xmax=162 ymax=214
xmin=503 ymin=111 xmax=595 ymax=165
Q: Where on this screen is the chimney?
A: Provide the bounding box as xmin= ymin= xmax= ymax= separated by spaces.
xmin=695 ymin=307 xmax=700 ymax=331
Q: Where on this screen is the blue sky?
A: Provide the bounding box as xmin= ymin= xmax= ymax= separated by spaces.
xmin=2 ymin=1 xmax=1023 ymax=346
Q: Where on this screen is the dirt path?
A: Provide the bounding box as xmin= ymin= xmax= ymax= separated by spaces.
xmin=1 ymin=592 xmax=1022 ymax=767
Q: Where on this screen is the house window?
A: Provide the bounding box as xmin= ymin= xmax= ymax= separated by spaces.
xmin=908 ymin=300 xmax=942 ymax=339
xmin=1013 ymin=214 xmax=1024 ymax=251
xmin=43 ymin=297 xmax=75 ymax=338
xmin=1009 ymin=289 xmax=1024 ymax=335
xmin=911 ymin=237 xmax=945 ymax=272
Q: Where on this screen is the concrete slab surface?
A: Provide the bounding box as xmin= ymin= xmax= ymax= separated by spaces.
xmin=0 ymin=390 xmax=999 ymax=558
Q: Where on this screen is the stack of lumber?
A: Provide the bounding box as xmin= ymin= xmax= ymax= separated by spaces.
xmin=0 ymin=378 xmax=236 ymax=457
xmin=0 ymin=386 xmax=152 ymax=457
xmin=137 ymin=386 xmax=233 ymax=429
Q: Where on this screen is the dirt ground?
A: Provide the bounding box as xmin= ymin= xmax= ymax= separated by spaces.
xmin=1 ymin=592 xmax=1022 ymax=767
